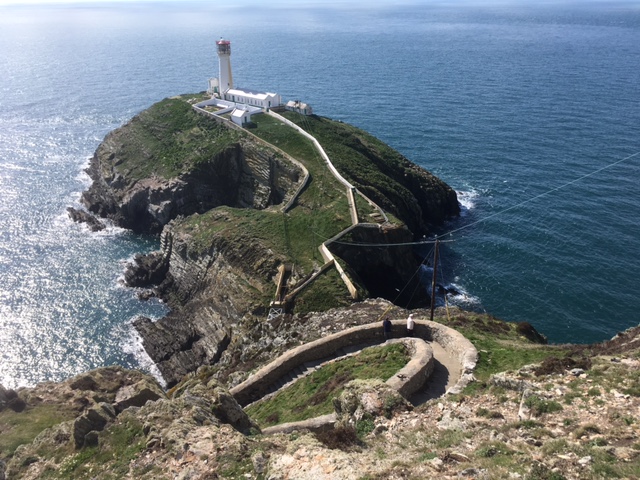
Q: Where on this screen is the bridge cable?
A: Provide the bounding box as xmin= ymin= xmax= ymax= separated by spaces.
xmin=442 ymin=150 xmax=640 ymax=239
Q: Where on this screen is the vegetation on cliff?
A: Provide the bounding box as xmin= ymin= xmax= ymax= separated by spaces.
xmin=108 ymin=94 xmax=242 ymax=180
xmin=3 ymin=303 xmax=639 ymax=479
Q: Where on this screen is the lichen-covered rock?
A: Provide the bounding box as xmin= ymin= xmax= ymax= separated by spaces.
xmin=73 ymin=402 xmax=116 ymax=449
xmin=210 ymin=385 xmax=259 ymax=435
xmin=114 ymin=379 xmax=165 ymax=412
xmin=333 ymin=379 xmax=411 ymax=427
xmin=171 ymin=375 xmax=259 ymax=434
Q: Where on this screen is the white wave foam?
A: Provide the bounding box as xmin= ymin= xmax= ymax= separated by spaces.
xmin=444 ymin=282 xmax=482 ymax=309
xmin=456 ymin=189 xmax=480 ymax=215
xmin=122 ymin=321 xmax=167 ymax=389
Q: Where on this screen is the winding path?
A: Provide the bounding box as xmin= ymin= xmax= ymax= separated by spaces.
xmin=231 ymin=318 xmax=477 ymax=434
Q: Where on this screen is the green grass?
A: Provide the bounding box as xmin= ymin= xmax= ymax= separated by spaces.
xmin=293 ymin=268 xmax=356 ymax=314
xmin=0 ymin=404 xmax=76 ymax=458
xmin=436 ymin=313 xmax=564 ymax=382
xmin=277 ymin=111 xmax=456 ymax=232
xmin=42 ymin=415 xmax=146 ymax=479
xmin=110 ymin=97 xmax=243 ymax=180
xmin=524 ymin=395 xmax=563 ymax=417
xmin=246 ymin=343 xmax=409 ymax=427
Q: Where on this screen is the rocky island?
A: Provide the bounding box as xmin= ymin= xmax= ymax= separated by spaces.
xmin=80 ymin=94 xmax=460 ymax=387
xmin=2 ymin=95 xmax=639 ymax=480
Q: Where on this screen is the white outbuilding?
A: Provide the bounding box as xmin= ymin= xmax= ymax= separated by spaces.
xmin=225 ymin=88 xmax=281 ymax=110
xmin=285 ymin=100 xmax=313 ymax=115
xmin=230 ymin=106 xmax=252 ymax=126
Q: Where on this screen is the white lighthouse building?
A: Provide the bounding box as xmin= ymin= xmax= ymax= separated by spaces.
xmin=207 ymin=38 xmax=282 ymax=111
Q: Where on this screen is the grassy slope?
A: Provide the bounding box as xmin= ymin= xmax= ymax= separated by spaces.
xmin=110 ymin=95 xmax=243 ymax=180
xmin=246 ymin=343 xmax=410 ymax=427
xmin=0 ymin=404 xmax=76 ymax=458
xmin=168 ymin=108 xmax=362 ymax=313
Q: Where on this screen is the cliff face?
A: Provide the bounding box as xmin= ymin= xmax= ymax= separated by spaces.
xmin=132 ymin=212 xmax=285 ymax=386
xmin=77 ymin=96 xmax=461 ymax=386
xmin=81 ymin=98 xmax=303 ymax=234
xmin=327 ymin=224 xmax=432 ymax=307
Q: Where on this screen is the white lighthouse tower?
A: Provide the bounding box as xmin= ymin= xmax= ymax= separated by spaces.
xmin=204 ymin=38 xmax=284 ymax=114
xmin=216 ymin=38 xmax=233 ymax=94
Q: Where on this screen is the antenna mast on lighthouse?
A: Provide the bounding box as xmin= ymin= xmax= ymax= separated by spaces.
xmin=217 ymin=38 xmax=233 ymax=95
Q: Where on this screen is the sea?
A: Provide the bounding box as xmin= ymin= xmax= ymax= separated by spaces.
xmin=1 ymin=1 xmax=639 ymax=389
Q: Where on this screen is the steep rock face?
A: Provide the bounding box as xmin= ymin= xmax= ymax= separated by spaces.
xmin=133 ymin=217 xmax=284 ymax=387
xmin=82 ymin=137 xmax=302 ymax=233
xmin=328 ymin=224 xmax=431 ymax=308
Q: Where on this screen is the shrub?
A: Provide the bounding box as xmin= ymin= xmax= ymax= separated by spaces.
xmin=356 ymin=417 xmax=376 ymax=438
xmin=574 ymin=424 xmax=601 ymax=439
xmin=315 ymin=425 xmax=361 ymax=450
xmin=475 ymin=441 xmax=513 ymax=458
xmin=525 ymin=395 xmax=563 ymax=416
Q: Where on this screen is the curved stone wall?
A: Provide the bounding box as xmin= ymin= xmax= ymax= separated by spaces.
xmin=230 ymin=318 xmax=477 ymax=407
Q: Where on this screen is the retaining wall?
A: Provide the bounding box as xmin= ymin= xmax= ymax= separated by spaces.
xmin=230 ymin=318 xmax=477 ymax=407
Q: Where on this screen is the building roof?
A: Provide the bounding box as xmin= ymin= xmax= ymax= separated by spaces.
xmin=286 ymin=100 xmax=310 ymax=108
xmin=231 ymin=108 xmax=250 ymax=118
xmin=227 ymin=87 xmax=279 ymax=101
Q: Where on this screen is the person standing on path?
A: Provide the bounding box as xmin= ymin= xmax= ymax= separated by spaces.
xmin=406 ymin=313 xmax=415 ymax=337
xmin=383 ymin=317 xmax=392 ymax=340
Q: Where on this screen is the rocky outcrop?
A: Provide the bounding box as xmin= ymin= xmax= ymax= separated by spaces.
xmin=131 ymin=215 xmax=285 ymax=386
xmin=114 ymin=379 xmax=164 ymax=413
xmin=333 ymin=379 xmax=412 ymax=427
xmin=82 ymin=137 xmax=304 ymax=234
xmin=66 ymin=207 xmax=106 ymax=231
xmin=0 ymin=384 xmax=25 ymax=413
xmin=123 ymin=251 xmax=169 ymax=289
xmin=73 ymin=402 xmax=116 ymax=449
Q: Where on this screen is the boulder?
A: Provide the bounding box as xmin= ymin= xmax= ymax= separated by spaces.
xmin=0 ymin=385 xmax=26 ymax=413
xmin=69 ymin=374 xmax=100 ymax=392
xmin=114 ymin=379 xmax=165 ymax=413
xmin=73 ymin=403 xmax=116 ymax=449
xmin=7 ymin=396 xmax=27 ymax=413
xmin=333 ymin=379 xmax=411 ymax=427
xmin=211 ymin=386 xmax=260 ymax=435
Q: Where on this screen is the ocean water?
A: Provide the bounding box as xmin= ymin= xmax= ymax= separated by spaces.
xmin=0 ymin=1 xmax=638 ymax=388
